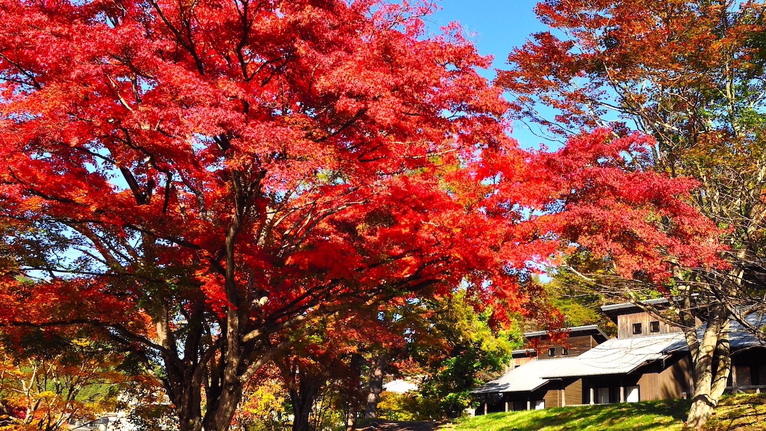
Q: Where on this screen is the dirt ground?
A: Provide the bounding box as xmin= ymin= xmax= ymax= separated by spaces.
xmin=354 ymin=420 xmax=443 ymax=431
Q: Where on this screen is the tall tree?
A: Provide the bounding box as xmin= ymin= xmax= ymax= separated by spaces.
xmin=0 ymin=0 xmax=724 ymax=430
xmin=0 ymin=0 xmax=524 ymax=429
xmin=500 ymin=0 xmax=766 ymax=427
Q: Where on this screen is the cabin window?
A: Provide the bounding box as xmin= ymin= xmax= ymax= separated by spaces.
xmin=597 ymin=387 xmax=610 ymax=404
xmin=736 ymin=365 xmax=753 ymax=386
xmin=561 ymin=347 xmax=569 ymax=355
xmin=534 ymin=400 xmax=545 ymax=410
xmin=548 ymin=347 xmax=556 ymax=357
xmin=626 ymin=386 xmax=640 ymax=402
xmin=650 ymin=321 xmax=660 ymax=333
xmin=759 ymin=364 xmax=766 ymax=385
xmin=632 ymin=323 xmax=642 ymax=334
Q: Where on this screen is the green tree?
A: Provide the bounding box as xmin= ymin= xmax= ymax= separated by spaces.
xmin=544 ymin=271 xmax=615 ymax=333
xmin=415 ymin=292 xmax=522 ymax=418
xmin=500 ymin=0 xmax=766 ymax=427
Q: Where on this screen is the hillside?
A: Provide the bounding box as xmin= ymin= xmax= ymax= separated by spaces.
xmin=439 ymin=394 xmax=766 ymax=431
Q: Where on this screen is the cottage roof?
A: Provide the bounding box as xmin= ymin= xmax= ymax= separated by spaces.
xmin=542 ymin=333 xmax=686 ymax=378
xmin=728 ymin=312 xmax=766 ymax=349
xmin=600 ymin=298 xmax=669 ymax=313
xmin=600 ymin=298 xmax=670 ymax=324
xmin=522 ymin=324 xmax=609 ymax=343
xmin=472 ymin=358 xmax=574 ymax=394
xmin=511 ymin=348 xmax=536 ymax=358
xmin=474 ymin=333 xmax=688 ymax=393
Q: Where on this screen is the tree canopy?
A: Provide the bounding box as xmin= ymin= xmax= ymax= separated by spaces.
xmin=0 ymin=0 xmax=724 ymax=429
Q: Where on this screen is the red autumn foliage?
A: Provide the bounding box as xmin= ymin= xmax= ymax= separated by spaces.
xmin=0 ymin=0 xmax=723 ymax=429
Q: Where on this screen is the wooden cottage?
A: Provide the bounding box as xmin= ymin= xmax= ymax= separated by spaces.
xmin=473 ymin=300 xmax=766 ymax=415
xmin=473 ymin=325 xmax=608 ymax=413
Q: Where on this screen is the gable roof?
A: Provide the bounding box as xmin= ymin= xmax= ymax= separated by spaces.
xmin=472 ymin=358 xmax=571 ymax=394
xmin=542 ymin=333 xmax=686 ymax=378
xmin=523 ymin=324 xmax=609 ymax=344
xmin=600 ymin=298 xmax=669 ymax=324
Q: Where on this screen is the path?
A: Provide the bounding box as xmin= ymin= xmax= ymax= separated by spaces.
xmin=355 ymin=420 xmax=445 ymax=431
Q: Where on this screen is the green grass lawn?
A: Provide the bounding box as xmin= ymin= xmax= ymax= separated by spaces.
xmin=440 ymin=394 xmax=766 ymax=431
xmin=705 ymin=394 xmax=766 ymax=431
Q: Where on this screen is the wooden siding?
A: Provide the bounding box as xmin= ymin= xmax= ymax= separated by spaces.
xmin=731 ymin=347 xmax=766 ymax=388
xmin=565 ymin=379 xmax=583 ymax=406
xmin=637 ymin=354 xmax=692 ymax=401
xmin=617 ymin=311 xmax=682 ymax=339
xmin=543 ymin=384 xmax=563 ymax=408
xmin=537 ymin=335 xmax=599 ymax=360
xmin=579 ymin=356 xmax=692 ymax=405
xmin=539 ymin=379 xmax=583 ymax=408
xmin=511 ymin=354 xmax=536 ymax=368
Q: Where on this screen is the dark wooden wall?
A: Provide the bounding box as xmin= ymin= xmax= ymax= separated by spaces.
xmin=617 ymin=311 xmax=682 ymax=339
xmin=565 ymin=379 xmax=584 ymax=406
xmin=637 ymin=355 xmax=692 ymax=401
xmin=537 ymin=335 xmax=599 ymax=360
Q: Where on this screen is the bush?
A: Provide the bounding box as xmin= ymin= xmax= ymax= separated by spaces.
xmin=377 ymin=392 xmax=440 ymax=421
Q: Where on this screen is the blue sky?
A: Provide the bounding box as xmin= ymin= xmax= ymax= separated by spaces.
xmin=428 ymin=0 xmax=544 ymax=73
xmin=426 ymin=0 xmax=551 ymax=149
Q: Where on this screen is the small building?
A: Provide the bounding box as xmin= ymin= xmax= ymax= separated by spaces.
xmin=473 ymin=300 xmax=766 ymax=414
xmin=473 ymin=325 xmax=608 ymax=413
xmin=521 ymin=324 xmax=610 ymax=361
xmin=68 ymin=413 xmax=137 ymax=430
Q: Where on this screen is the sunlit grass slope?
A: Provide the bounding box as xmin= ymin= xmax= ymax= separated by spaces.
xmin=442 ymin=394 xmax=766 ymax=431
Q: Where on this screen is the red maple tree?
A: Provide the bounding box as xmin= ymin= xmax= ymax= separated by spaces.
xmin=0 ymin=0 xmax=722 ymax=429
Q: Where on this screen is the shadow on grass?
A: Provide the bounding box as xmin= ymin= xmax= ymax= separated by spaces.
xmin=705 ymin=394 xmax=766 ymax=431
xmin=489 ymin=399 xmax=693 ymax=431
xmin=449 ymin=394 xmax=766 ymax=431
xmin=356 ymin=419 xmax=443 ymax=431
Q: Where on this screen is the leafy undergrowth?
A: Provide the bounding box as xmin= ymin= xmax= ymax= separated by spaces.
xmin=440 ymin=394 xmax=766 ymax=431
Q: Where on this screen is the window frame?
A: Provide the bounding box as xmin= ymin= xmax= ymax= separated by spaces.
xmin=650 ymin=320 xmax=660 ymax=333
xmin=632 ymin=323 xmax=643 ymax=335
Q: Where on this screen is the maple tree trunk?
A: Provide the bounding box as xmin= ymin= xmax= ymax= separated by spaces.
xmin=685 ymin=304 xmax=731 ymax=429
xmin=290 ymin=377 xmax=323 ymax=431
xmin=176 ymin=402 xmax=202 ymax=431
xmin=196 ymin=193 xmax=250 ymax=431
xmin=166 ymin=365 xmax=204 ymax=431
xmin=159 ymin=317 xmax=248 ymax=431
xmin=364 ymin=355 xmax=387 ymax=419
xmin=168 ymin=362 xmax=245 ymax=431
xmin=711 ymin=323 xmax=731 ymax=397
xmin=345 ymin=408 xmax=357 ymax=431
xmin=204 ymin=384 xmax=245 ymax=431
xmin=344 ymin=353 xmax=365 ymax=431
